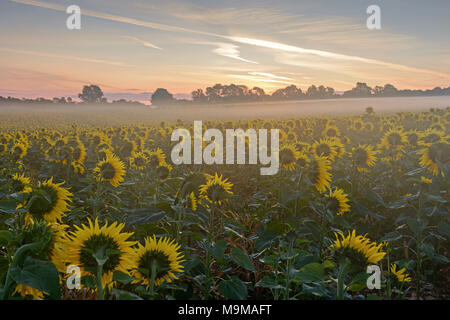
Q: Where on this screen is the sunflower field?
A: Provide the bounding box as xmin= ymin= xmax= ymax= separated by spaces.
xmin=0 ymin=107 xmax=449 ymax=300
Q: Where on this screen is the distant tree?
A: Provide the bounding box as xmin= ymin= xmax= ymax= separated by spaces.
xmin=382 ymin=84 xmax=398 ymax=96
xmin=343 ymin=82 xmax=373 ymax=97
xmin=78 ymin=85 xmax=105 ymax=103
xmin=249 ymin=87 xmax=267 ymax=101
xmin=272 ymin=85 xmax=303 ymax=100
xmin=151 ymin=88 xmax=175 ymax=106
xmin=191 ymin=89 xmax=207 ymax=103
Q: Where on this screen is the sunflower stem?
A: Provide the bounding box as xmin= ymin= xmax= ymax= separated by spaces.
xmin=149 ymin=260 xmax=157 ymax=298
xmin=96 ymin=262 xmax=105 ymax=300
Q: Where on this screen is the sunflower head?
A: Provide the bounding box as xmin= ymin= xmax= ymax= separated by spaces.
xmin=330 ymin=229 xmax=386 ymax=265
xmin=349 ymin=144 xmax=378 ymax=170
xmin=390 ymin=264 xmax=411 ymax=282
xmin=27 ymin=177 xmax=72 ymax=223
xmin=325 ymin=188 xmax=350 ymax=216
xmin=130 ymin=152 xmax=148 ymax=170
xmin=0 ymin=143 xmax=7 ymax=156
xmin=418 ymin=141 xmax=449 ymax=176
xmin=11 ymin=142 xmax=27 ymax=159
xmin=61 ymin=218 xmax=136 ymax=290
xmin=12 ymin=173 xmax=32 ymax=194
xmin=279 ymin=145 xmax=301 ymax=171
xmin=156 ymin=162 xmax=172 ymax=179
xmin=199 ymin=173 xmax=233 ymax=205
xmin=94 ymin=153 xmax=126 ymax=187
xmin=13 ymin=220 xmax=67 ymax=299
xmin=379 ymin=128 xmax=407 ymax=150
xmin=131 ymin=236 xmax=184 ymax=288
xmin=307 ymin=156 xmax=332 ymax=193
xmin=312 ymin=138 xmax=338 ymax=162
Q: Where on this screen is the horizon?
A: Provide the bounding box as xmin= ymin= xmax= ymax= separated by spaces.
xmin=1 ymin=0 xmax=450 ymax=102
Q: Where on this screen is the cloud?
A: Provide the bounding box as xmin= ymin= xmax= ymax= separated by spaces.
xmin=228 ymin=74 xmax=292 ymax=85
xmin=122 ymin=36 xmax=162 ymax=50
xmin=228 ymin=37 xmax=450 ymax=79
xmin=212 ymin=43 xmax=258 ymax=64
xmin=10 ymin=0 xmax=450 ymax=81
xmin=248 ymin=72 xmax=293 ymax=80
xmin=10 ymin=0 xmax=222 ymax=37
xmin=0 ymin=47 xmax=131 ymax=66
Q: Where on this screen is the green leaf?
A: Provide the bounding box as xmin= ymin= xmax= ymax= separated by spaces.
xmin=255 ymin=276 xmax=283 ymax=290
xmin=9 ymin=257 xmax=61 ymax=299
xmin=218 ymin=276 xmax=247 ymax=300
xmin=0 ymin=230 xmax=12 ymax=246
xmin=208 ymin=240 xmax=227 ymax=262
xmin=125 ymin=208 xmax=166 ymax=226
xmin=113 ymin=271 xmax=139 ymax=284
xmin=437 ymin=221 xmax=450 ymax=237
xmin=380 ymin=231 xmax=402 ymax=242
xmin=295 ymin=262 xmax=324 ymax=282
xmin=407 ymin=218 xmax=428 ymax=235
xmin=230 ymin=247 xmax=255 ymax=272
xmin=111 ymin=288 xmax=143 ymax=300
xmin=427 ymin=194 xmax=447 ymax=203
xmin=0 ymin=200 xmax=21 ymax=214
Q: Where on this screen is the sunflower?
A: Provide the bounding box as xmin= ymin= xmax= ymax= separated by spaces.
xmin=129 ymin=151 xmax=148 ymax=170
xmin=418 ymin=128 xmax=445 ymax=146
xmin=330 ymin=229 xmax=386 ymax=265
xmin=145 ymin=148 xmax=167 ymax=169
xmin=188 ymin=192 xmax=198 ymax=211
xmin=131 ymin=236 xmax=184 ymax=288
xmin=61 ymin=218 xmax=136 ymax=290
xmin=295 ymin=153 xmax=310 ymax=170
xmin=27 ymin=177 xmax=72 ymax=223
xmin=11 ymin=142 xmax=28 ymax=159
xmin=420 ymin=176 xmax=432 ymax=184
xmin=307 ymin=156 xmax=332 ymax=193
xmin=156 ymin=162 xmax=173 ymax=179
xmin=13 ymin=221 xmax=67 ymax=299
xmin=405 ymin=130 xmax=422 ymax=146
xmin=279 ymin=144 xmax=301 ymax=171
xmin=323 ymin=125 xmax=340 ymax=138
xmin=94 ymin=153 xmax=126 ymax=187
xmin=11 ymin=173 xmax=32 ymax=193
xmin=199 ymin=173 xmax=233 ymax=205
xmin=352 ymin=119 xmax=364 ymax=131
xmin=329 ymin=138 xmax=345 ymax=159
xmin=0 ymin=143 xmax=7 ymax=156
xmin=379 ymin=128 xmax=407 ymax=151
xmin=312 ymin=138 xmax=338 ymax=162
xmin=390 ymin=264 xmax=411 ymax=282
xmin=325 ymin=188 xmax=350 ymax=216
xmin=418 ymin=141 xmax=449 ymax=176
xmin=119 ymin=139 xmax=137 ymax=158
xmin=349 ymin=144 xmax=378 ymax=170
xmin=72 ymin=140 xmax=86 ymax=164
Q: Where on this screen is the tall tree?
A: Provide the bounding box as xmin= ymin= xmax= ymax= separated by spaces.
xmin=151 ymin=88 xmax=175 ymax=106
xmin=78 ymin=85 xmax=105 ymax=103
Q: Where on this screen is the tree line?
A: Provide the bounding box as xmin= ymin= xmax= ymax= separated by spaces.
xmin=1 ymin=83 xmax=450 ymax=106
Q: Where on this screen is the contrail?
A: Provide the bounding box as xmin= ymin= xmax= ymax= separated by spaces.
xmin=122 ymin=36 xmax=162 ymax=50
xmin=10 ymin=0 xmax=450 ymax=79
xmin=0 ymin=47 xmax=131 ymax=66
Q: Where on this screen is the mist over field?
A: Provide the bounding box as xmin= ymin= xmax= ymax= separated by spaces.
xmin=1 ymin=96 xmax=450 ymax=127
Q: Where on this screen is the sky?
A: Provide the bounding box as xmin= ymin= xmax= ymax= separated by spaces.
xmin=1 ymin=0 xmax=450 ymax=102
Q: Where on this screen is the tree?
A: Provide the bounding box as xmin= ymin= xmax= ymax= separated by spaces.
xmin=78 ymin=85 xmax=105 ymax=103
xmin=191 ymin=89 xmax=207 ymax=103
xmin=151 ymin=88 xmax=175 ymax=106
xmin=343 ymin=82 xmax=373 ymax=97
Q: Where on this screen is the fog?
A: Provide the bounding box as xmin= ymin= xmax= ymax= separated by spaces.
xmin=1 ymin=96 xmax=449 ymax=127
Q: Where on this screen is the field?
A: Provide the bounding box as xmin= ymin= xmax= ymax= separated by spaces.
xmin=0 ymin=103 xmax=449 ymax=300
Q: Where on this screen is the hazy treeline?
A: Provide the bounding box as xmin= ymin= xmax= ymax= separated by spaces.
xmin=1 ymin=82 xmax=450 ymax=106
